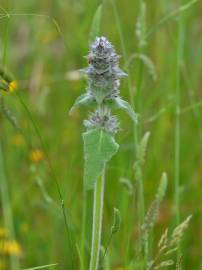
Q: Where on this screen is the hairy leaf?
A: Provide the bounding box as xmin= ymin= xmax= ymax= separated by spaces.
xmin=114 ymin=97 xmax=138 ymax=124
xmin=69 ymin=93 xmax=93 ymax=114
xmin=83 ymin=129 xmax=119 ymax=190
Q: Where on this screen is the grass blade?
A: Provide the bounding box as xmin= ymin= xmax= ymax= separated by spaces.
xmin=23 ymin=263 xmax=58 ymax=270
xmin=89 ymin=4 xmax=103 ymax=44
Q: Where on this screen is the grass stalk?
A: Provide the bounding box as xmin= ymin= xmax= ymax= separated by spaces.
xmin=0 ymin=139 xmax=20 ymax=270
xmin=89 ymin=169 xmax=105 ymax=270
xmin=110 ymin=0 xmax=146 ymax=266
xmin=13 ymin=91 xmax=75 ymax=269
xmin=174 ymin=0 xmax=185 ymax=227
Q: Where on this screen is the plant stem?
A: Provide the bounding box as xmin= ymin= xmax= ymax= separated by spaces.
xmin=81 ymin=190 xmax=87 ymax=270
xmin=14 ymin=92 xmax=75 ymax=269
xmin=0 ymin=139 xmax=20 ymax=270
xmin=175 ymin=0 xmax=184 ymax=227
xmin=110 ymin=0 xmax=145 ymax=266
xmin=89 ymin=168 xmax=105 ymax=270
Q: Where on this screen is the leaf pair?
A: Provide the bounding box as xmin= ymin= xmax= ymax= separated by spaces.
xmin=69 ymin=94 xmax=138 ymax=124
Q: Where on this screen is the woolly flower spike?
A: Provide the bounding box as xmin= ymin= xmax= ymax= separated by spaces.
xmin=85 ymin=36 xmax=126 ymax=104
xmin=69 ymin=36 xmax=138 ymax=125
xmin=84 ymin=107 xmax=120 ymax=135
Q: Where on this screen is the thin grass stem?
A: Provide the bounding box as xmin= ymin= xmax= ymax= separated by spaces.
xmin=0 ymin=140 xmax=20 ymax=270
xmin=144 ymin=0 xmax=198 ymax=41
xmin=110 ymin=1 xmax=146 ymax=267
xmin=13 ymin=91 xmax=75 ymax=270
xmin=174 ymin=0 xmax=185 ymax=228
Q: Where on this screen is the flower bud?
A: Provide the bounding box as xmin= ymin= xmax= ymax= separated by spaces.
xmin=84 ymin=107 xmax=120 ymax=135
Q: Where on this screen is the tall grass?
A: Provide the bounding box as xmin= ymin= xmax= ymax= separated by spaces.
xmin=0 ymin=141 xmax=20 ymax=270
xmin=174 ymin=0 xmax=185 ymax=226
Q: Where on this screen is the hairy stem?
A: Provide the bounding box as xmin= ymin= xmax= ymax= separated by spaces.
xmin=81 ymin=190 xmax=87 ymax=270
xmin=89 ymin=169 xmax=105 ymax=270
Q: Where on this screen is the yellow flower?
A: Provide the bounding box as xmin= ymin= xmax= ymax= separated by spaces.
xmin=29 ymin=149 xmax=45 ymax=163
xmin=1 ymin=240 xmax=22 ymax=257
xmin=0 ymin=79 xmax=17 ymax=93
xmin=8 ymin=80 xmax=18 ymax=93
xmin=0 ymin=227 xmax=22 ymax=257
xmin=11 ymin=134 xmax=25 ymax=147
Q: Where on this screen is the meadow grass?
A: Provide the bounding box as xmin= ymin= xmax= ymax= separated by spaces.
xmin=0 ymin=0 xmax=201 ymax=269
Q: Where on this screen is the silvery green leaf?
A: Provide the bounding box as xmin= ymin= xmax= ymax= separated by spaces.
xmin=93 ymin=87 xmax=108 ymax=105
xmin=83 ymin=128 xmax=119 ymax=190
xmin=69 ymin=93 xmax=93 ymax=114
xmin=114 ymin=97 xmax=138 ymax=123
xmin=115 ymin=68 xmax=127 ymax=78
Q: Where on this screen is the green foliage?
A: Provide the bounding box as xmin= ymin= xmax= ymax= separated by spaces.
xmin=119 ymin=177 xmax=133 ymax=195
xmin=111 ymin=208 xmax=121 ymax=235
xmin=83 ymin=128 xmax=119 ymax=190
xmin=137 ymin=132 xmax=150 ymax=163
xmin=142 ymin=173 xmax=168 ymax=239
xmin=0 ymin=0 xmax=200 ymax=268
xmin=127 ymin=53 xmax=157 ymax=81
xmin=149 ymin=215 xmax=192 ymax=269
xmin=156 ymin=173 xmax=168 ymax=201
xmin=0 ymin=97 xmax=19 ymax=129
xmin=136 ymin=1 xmax=147 ymax=48
xmin=23 ymin=264 xmax=58 ymax=270
xmin=0 ymin=79 xmax=9 ymax=91
xmin=134 ymin=131 xmax=150 ymax=172
xmin=89 ymin=4 xmax=103 ymax=44
xmin=114 ymin=97 xmax=138 ymax=124
xmin=69 ymin=93 xmax=94 ymax=114
xmin=144 ymin=0 xmax=198 ymax=40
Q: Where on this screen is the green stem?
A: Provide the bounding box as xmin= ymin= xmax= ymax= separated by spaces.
xmin=0 ymin=139 xmax=20 ymax=270
xmin=110 ymin=0 xmax=145 ymax=267
xmin=81 ymin=190 xmax=87 ymax=270
xmin=14 ymin=92 xmax=75 ymax=269
xmin=175 ymin=0 xmax=184 ymax=227
xmin=89 ymin=169 xmax=105 ymax=270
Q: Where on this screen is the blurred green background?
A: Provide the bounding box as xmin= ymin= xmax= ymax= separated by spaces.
xmin=0 ymin=0 xmax=202 ymax=269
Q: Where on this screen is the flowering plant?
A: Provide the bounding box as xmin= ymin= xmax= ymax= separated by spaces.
xmin=70 ymin=36 xmax=137 ymax=270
